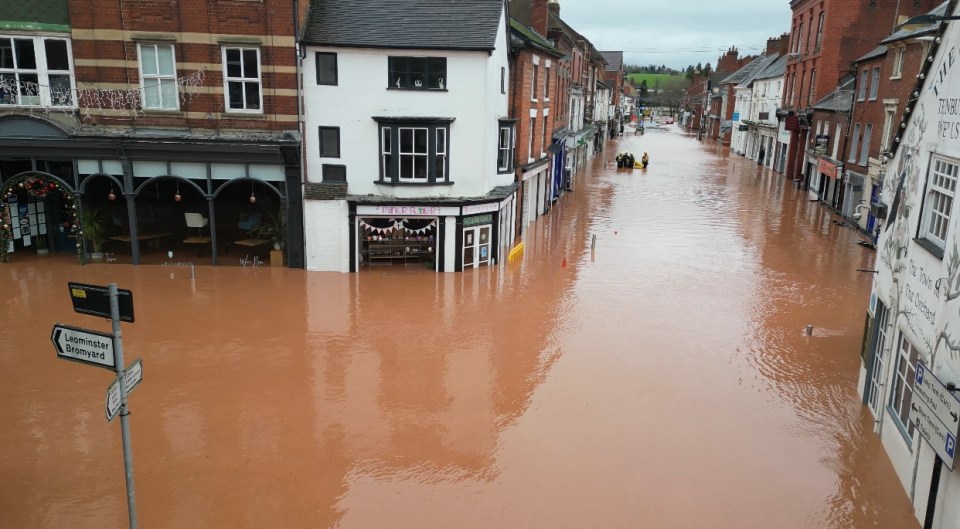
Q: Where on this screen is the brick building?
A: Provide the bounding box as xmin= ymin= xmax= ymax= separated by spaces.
xmin=782 ymin=0 xmax=939 ymax=186
xmin=0 ymin=0 xmax=306 ymax=267
xmin=509 ymin=0 xmax=563 ymax=240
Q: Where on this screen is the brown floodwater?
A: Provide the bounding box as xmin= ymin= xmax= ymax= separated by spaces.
xmin=0 ymin=124 xmax=919 ymax=529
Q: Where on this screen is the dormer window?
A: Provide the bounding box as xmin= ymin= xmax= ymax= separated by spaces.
xmin=0 ymin=36 xmax=75 ymax=107
xmin=388 ymin=57 xmax=447 ymax=90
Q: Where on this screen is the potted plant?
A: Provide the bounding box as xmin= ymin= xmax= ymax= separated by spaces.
xmin=80 ymin=206 xmax=107 ymax=260
xmin=257 ymin=208 xmax=287 ymax=251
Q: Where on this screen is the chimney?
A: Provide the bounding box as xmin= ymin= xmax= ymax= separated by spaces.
xmin=532 ymin=0 xmax=549 ymax=35
xmin=548 ymin=1 xmax=560 ymax=17
xmin=766 ymin=33 xmax=789 ymax=57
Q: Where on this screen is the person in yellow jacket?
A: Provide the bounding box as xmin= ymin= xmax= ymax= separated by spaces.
xmin=641 ymin=152 xmax=650 ymax=168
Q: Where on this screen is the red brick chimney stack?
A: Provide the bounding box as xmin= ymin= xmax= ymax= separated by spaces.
xmin=766 ymin=33 xmax=790 ymax=57
xmin=531 ymin=0 xmax=549 ymax=35
xmin=548 ymin=1 xmax=560 ymax=18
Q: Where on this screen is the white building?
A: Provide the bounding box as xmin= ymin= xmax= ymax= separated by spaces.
xmin=300 ymin=0 xmax=515 ymax=272
xmin=860 ymin=6 xmax=960 ymax=527
xmin=746 ymin=56 xmax=787 ymax=170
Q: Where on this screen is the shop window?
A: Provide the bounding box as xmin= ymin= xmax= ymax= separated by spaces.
xmin=138 ymin=44 xmax=178 ymax=110
xmin=888 ymin=332 xmax=917 ymax=443
xmin=0 ymin=35 xmax=75 ymax=107
xmin=375 ymin=118 xmax=452 ymax=183
xmin=322 ymin=164 xmax=346 ymax=183
xmin=223 ymin=47 xmax=262 ymax=112
xmin=497 ymin=120 xmax=516 ymax=173
xmin=316 ymin=52 xmax=337 ymax=85
xmin=319 ymin=126 xmax=340 ymax=158
xmin=388 ymin=57 xmax=446 ymax=90
xmin=919 ymin=155 xmax=959 ymax=256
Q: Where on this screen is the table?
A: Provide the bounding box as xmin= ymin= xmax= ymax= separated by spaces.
xmin=109 ymin=232 xmax=171 ymax=252
xmin=183 ymin=235 xmax=212 ymax=257
xmin=229 ymin=238 xmax=269 ymax=255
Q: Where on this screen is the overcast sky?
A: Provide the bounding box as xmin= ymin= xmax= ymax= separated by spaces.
xmin=558 ymin=0 xmax=793 ymax=70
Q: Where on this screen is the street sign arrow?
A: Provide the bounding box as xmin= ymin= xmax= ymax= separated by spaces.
xmin=914 ymin=361 xmax=960 ymax=437
xmin=106 ymin=358 xmax=143 ymax=422
xmin=51 ymin=324 xmax=116 ymax=371
xmin=910 ymin=397 xmax=957 ymax=469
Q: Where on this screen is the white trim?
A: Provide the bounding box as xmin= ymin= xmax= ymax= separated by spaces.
xmin=221 ymin=46 xmax=263 ymax=113
xmin=532 ymin=54 xmax=540 ymax=65
xmin=529 ymin=108 xmax=537 ymax=118
xmin=356 ymin=205 xmax=460 ymax=216
xmin=138 ymin=42 xmax=179 ymax=110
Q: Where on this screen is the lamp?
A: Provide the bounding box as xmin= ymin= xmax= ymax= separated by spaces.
xmin=852 ymin=201 xmax=871 ymax=220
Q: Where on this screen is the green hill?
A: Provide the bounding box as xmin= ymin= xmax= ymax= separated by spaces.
xmin=626 ymin=73 xmax=685 ymax=87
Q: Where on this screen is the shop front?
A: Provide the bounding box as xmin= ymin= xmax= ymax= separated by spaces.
xmin=352 ymin=195 xmax=516 ymax=273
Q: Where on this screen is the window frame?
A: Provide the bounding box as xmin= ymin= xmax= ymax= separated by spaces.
xmin=321 ymin=164 xmax=347 ymax=183
xmin=222 ymin=46 xmax=263 ymax=113
xmin=888 ymin=332 xmax=918 ymax=443
xmin=387 ymin=56 xmax=447 ymax=91
xmin=814 ymin=12 xmax=825 ymax=50
xmin=919 ymin=155 xmax=959 ymax=254
xmin=0 ymin=35 xmax=76 ymax=108
xmin=869 ymin=66 xmax=880 ymax=100
xmin=892 ymin=46 xmax=905 ymax=79
xmin=497 ymin=120 xmax=516 ymax=173
xmin=544 ymin=64 xmax=551 ymax=101
xmin=138 ymin=43 xmax=179 ymax=110
xmin=807 ymin=68 xmax=816 ymax=106
xmin=318 ymin=126 xmax=340 ymax=158
xmin=859 ymin=123 xmax=873 ymax=165
xmin=528 ymin=116 xmax=536 ymax=163
xmin=532 ymin=64 xmax=539 ymax=102
xmin=316 ymin=52 xmax=338 ymax=86
xmin=848 ymin=123 xmax=861 ymax=163
xmin=858 ymin=69 xmax=868 ymax=101
xmin=375 ymin=118 xmax=453 ymax=184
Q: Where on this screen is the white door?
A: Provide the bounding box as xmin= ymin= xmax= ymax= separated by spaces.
xmin=462 ymin=225 xmax=492 ymax=269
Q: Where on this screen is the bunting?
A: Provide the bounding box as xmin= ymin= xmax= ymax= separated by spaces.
xmin=359 ymin=218 xmax=437 ymax=234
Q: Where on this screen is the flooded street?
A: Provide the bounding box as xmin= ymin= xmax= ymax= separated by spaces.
xmin=0 ymin=124 xmax=919 ymax=528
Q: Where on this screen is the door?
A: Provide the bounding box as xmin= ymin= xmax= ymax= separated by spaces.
xmin=462 ymin=225 xmax=491 ymax=269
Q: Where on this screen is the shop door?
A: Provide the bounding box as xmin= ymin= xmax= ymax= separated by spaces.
xmin=462 ymin=225 xmax=491 ymax=269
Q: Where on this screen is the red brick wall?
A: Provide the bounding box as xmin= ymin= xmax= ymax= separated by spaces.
xmin=511 ymin=49 xmax=558 ymax=166
xmin=68 ymin=0 xmax=298 ymax=131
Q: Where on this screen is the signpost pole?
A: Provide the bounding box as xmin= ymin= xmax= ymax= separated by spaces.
xmin=923 ymin=456 xmax=942 ymax=529
xmin=109 ymin=283 xmax=138 ymax=529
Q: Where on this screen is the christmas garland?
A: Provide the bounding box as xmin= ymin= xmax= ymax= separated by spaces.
xmin=0 ymin=175 xmax=81 ymax=263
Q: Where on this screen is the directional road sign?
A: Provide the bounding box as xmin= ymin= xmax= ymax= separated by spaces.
xmin=910 ymin=400 xmax=957 ymax=470
xmin=51 ymin=323 xmax=116 ymax=371
xmin=68 ymin=282 xmax=135 ymax=323
xmin=914 ymin=361 xmax=960 ymax=435
xmin=106 ymin=359 xmax=143 ymax=422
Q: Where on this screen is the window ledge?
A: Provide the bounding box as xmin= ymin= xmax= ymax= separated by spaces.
xmin=497 ymin=168 xmax=514 ymax=175
xmin=386 ymin=87 xmax=448 ymax=92
xmin=886 ymin=406 xmax=915 ymax=448
xmin=374 ymin=180 xmax=455 ymax=186
xmin=141 ymin=109 xmax=183 ymax=116
xmin=914 ymin=237 xmax=945 ymax=260
xmin=222 ymin=112 xmax=267 ymax=120
xmin=890 ymin=75 xmax=903 ymax=80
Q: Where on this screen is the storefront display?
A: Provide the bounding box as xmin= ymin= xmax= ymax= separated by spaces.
xmin=359 ymin=217 xmax=437 ymax=268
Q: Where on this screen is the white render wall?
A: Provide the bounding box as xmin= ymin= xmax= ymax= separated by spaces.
xmin=304 ymin=200 xmax=350 ymax=272
xmin=302 ymin=12 xmax=511 ymax=200
xmin=865 ymin=8 xmax=960 ymax=527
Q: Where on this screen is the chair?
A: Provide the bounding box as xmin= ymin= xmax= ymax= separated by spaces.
xmin=238 ymin=213 xmax=262 ymax=235
xmin=184 ymin=213 xmax=208 ymax=237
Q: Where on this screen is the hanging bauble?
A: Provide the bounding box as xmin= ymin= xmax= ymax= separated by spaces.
xmin=108 ymin=191 xmax=117 ymax=201
xmin=249 ymin=193 xmax=257 ymax=204
xmin=174 ymin=193 xmax=182 ymax=202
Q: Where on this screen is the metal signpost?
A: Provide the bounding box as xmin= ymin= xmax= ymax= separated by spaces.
xmin=909 ymin=361 xmax=960 ymax=529
xmin=53 ymin=282 xmax=140 ymax=529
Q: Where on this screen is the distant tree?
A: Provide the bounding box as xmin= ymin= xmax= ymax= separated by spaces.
xmin=639 ymin=80 xmax=650 ymax=101
xmin=703 ymin=62 xmax=712 ymax=76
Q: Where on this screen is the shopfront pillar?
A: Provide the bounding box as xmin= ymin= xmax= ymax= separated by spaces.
xmin=444 ymin=215 xmax=457 ymax=272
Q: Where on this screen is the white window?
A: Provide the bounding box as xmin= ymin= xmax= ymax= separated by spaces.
xmin=857 ymin=70 xmax=868 ymax=101
xmin=889 ymin=333 xmax=917 ymax=442
xmin=815 ymin=12 xmax=825 ymax=50
xmin=497 ymin=122 xmax=516 ymax=172
xmin=532 ymin=65 xmax=539 ymax=101
xmin=808 ymin=68 xmax=816 ymax=106
xmin=138 ymin=43 xmax=178 ymax=110
xmin=0 ymin=35 xmax=75 ymax=107
xmin=223 ymin=47 xmax=262 ymax=112
xmin=859 ymin=123 xmax=872 ymax=165
xmin=881 ymin=106 xmax=896 ymax=153
xmin=921 ymin=156 xmax=959 ymax=251
xmin=867 ymin=301 xmax=890 ymax=416
xmin=528 ymin=117 xmax=536 ymax=162
xmin=892 ymin=47 xmax=904 ymax=78
xmin=848 ymin=123 xmax=860 ymax=163
xmin=869 ymin=67 xmax=880 ymax=100
xmin=376 ymin=120 xmax=451 ymax=184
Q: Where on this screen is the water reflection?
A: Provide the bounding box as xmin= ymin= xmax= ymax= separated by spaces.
xmin=0 ymin=126 xmax=918 ymax=528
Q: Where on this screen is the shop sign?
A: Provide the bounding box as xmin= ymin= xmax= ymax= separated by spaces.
xmin=462 ymin=202 xmax=499 ymax=215
xmin=758 ymin=112 xmax=769 ymax=121
xmin=356 ymin=205 xmax=459 ymax=216
xmin=463 ymin=214 xmax=493 ymax=227
xmin=785 ymin=115 xmax=800 ymax=131
xmin=818 ymin=158 xmax=838 ymax=179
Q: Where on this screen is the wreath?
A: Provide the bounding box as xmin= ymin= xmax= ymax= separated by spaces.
xmin=0 ymin=174 xmax=81 ymax=264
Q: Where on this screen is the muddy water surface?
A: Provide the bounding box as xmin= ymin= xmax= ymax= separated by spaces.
xmin=1 ymin=124 xmax=918 ymax=528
